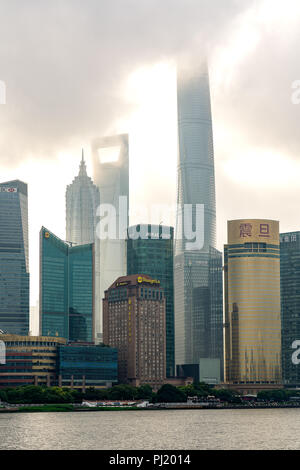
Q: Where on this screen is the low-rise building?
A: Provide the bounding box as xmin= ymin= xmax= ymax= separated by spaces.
xmin=57 ymin=343 xmax=118 ymax=390
xmin=0 ymin=334 xmax=66 ymax=388
xmin=0 ymin=334 xmax=118 ymax=390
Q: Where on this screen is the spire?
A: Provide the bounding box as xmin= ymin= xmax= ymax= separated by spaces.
xmin=79 ymin=148 xmax=87 ymax=176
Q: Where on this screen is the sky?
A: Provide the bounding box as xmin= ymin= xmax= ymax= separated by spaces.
xmin=1 ymin=0 xmax=300 ymax=324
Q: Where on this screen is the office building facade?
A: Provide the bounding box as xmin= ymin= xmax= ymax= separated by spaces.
xmin=57 ymin=343 xmax=118 ymax=389
xmin=40 ymin=227 xmax=94 ymax=343
xmin=92 ymin=134 xmax=129 ymax=336
xmin=66 ymin=152 xmax=101 ymax=339
xmin=0 ymin=180 xmax=30 ymax=335
xmin=280 ymin=231 xmax=300 ymax=386
xmin=174 ymin=62 xmax=223 ymax=376
xmin=0 ymin=334 xmax=66 ymax=388
xmin=0 ymin=334 xmax=118 ymax=389
xmin=224 ymin=219 xmax=282 ymax=386
xmin=103 ymin=275 xmax=166 ymax=387
xmin=127 ymin=224 xmax=175 ymax=377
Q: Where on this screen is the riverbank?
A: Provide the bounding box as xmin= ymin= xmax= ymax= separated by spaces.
xmin=2 ymin=402 xmax=300 ymax=413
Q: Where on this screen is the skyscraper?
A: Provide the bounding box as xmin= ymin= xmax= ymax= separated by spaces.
xmin=40 ymin=227 xmax=94 ymax=343
xmin=280 ymin=231 xmax=300 ymax=386
xmin=66 ymin=151 xmax=100 ymax=245
xmin=66 ymin=152 xmax=100 ymax=338
xmin=127 ymin=224 xmax=175 ymax=377
xmin=103 ymin=274 xmax=166 ymax=387
xmin=224 ymin=219 xmax=282 ymax=389
xmin=92 ymin=134 xmax=129 ymax=329
xmin=0 ymin=180 xmax=29 ymax=335
xmin=174 ymin=61 xmax=223 ymax=376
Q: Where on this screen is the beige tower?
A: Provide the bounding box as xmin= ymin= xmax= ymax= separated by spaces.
xmin=224 ymin=220 xmax=282 ymax=388
xmin=103 ymin=274 xmax=166 ymax=388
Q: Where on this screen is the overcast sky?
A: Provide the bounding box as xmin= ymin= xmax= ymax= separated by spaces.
xmin=1 ymin=0 xmax=300 ymax=328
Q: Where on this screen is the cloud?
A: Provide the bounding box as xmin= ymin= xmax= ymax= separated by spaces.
xmin=0 ymin=0 xmax=252 ymax=164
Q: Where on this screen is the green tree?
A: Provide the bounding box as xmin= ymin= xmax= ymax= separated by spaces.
xmin=0 ymin=389 xmax=8 ymax=403
xmin=137 ymin=385 xmax=153 ymax=400
xmin=155 ymin=384 xmax=186 ymax=403
xmin=213 ymin=389 xmax=240 ymax=403
xmin=108 ymin=385 xmax=138 ymax=400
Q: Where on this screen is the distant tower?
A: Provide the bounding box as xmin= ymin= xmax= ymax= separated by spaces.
xmin=174 ymin=60 xmax=223 ymax=379
xmin=66 ymin=151 xmax=100 ymax=338
xmin=66 ymin=150 xmax=100 ymax=245
xmin=0 ymin=180 xmax=30 ymax=335
xmin=92 ymin=134 xmax=129 ymax=326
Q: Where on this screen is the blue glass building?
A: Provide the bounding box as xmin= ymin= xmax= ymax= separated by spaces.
xmin=57 ymin=343 xmax=118 ymax=388
xmin=127 ymin=224 xmax=175 ymax=377
xmin=40 ymin=227 xmax=94 ymax=342
xmin=0 ymin=180 xmax=29 ymax=335
xmin=280 ymin=232 xmax=300 ymax=386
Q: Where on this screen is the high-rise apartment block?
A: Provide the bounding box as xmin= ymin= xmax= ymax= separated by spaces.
xmin=103 ymin=275 xmax=166 ymax=387
xmin=0 ymin=180 xmax=30 ymax=335
xmin=39 ymin=227 xmax=94 ymax=343
xmin=127 ymin=224 xmax=175 ymax=377
xmin=224 ymin=219 xmax=282 ymax=388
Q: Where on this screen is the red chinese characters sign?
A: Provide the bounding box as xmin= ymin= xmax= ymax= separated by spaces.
xmin=259 ymin=223 xmax=270 ymax=238
xmin=239 ymin=223 xmax=271 ymax=239
xmin=240 ymin=223 xmax=252 ymax=238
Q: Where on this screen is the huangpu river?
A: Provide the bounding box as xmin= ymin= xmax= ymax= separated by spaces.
xmin=1 ymin=409 xmax=300 ymax=450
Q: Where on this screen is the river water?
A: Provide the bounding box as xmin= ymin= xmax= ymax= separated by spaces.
xmin=0 ymin=408 xmax=300 ymax=450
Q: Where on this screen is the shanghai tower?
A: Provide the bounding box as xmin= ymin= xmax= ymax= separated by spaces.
xmin=174 ymin=60 xmax=223 ymax=382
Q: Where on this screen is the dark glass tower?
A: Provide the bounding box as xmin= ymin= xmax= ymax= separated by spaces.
xmin=127 ymin=224 xmax=175 ymax=377
xmin=0 ymin=180 xmax=29 ymax=335
xmin=174 ymin=60 xmax=223 ymax=379
xmin=280 ymin=232 xmax=300 ymax=386
xmin=40 ymin=227 xmax=94 ymax=342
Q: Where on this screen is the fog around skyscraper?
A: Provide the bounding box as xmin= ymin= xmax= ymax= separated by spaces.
xmin=174 ymin=62 xmax=223 ymax=372
xmin=92 ymin=134 xmax=129 ymax=330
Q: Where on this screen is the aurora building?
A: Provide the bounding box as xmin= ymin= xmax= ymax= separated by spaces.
xmin=174 ymin=61 xmax=223 ymax=380
xmin=224 ymin=220 xmax=282 ymax=388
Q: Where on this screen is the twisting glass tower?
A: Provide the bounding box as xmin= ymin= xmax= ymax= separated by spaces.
xmin=174 ymin=60 xmax=223 ymax=381
xmin=66 ymin=152 xmax=100 ymax=338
